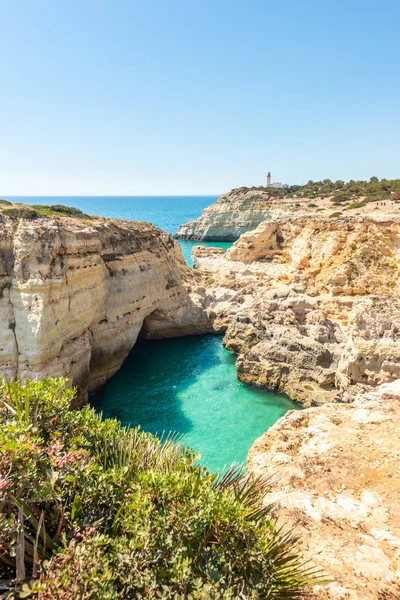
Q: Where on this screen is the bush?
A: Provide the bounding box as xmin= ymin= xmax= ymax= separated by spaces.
xmin=346 ymin=201 xmax=367 ymax=210
xmin=30 ymin=204 xmax=88 ymax=218
xmin=329 ymin=212 xmax=342 ymax=218
xmin=0 ymin=379 xmax=321 ymax=598
xmin=307 ymin=203 xmax=317 ymax=208
xmin=1 ymin=204 xmax=89 ymax=220
xmin=51 ymin=204 xmax=83 ymax=215
xmin=330 ymin=193 xmax=350 ymax=204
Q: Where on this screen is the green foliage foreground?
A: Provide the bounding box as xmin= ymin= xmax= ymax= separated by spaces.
xmin=0 ymin=379 xmax=321 ymax=599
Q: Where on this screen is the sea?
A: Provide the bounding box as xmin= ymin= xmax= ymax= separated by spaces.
xmin=4 ymin=195 xmax=300 ymax=472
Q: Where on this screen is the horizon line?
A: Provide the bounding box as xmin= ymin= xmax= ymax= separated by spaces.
xmin=1 ymin=194 xmax=222 ymax=198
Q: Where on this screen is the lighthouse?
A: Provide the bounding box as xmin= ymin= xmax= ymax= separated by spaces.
xmin=267 ymin=172 xmax=271 ymax=187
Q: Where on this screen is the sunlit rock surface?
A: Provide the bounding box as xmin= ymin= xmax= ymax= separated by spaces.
xmin=248 ymin=380 xmax=400 ymax=599
xmin=176 ymin=185 xmax=400 ymax=242
xmin=0 ymin=213 xmax=210 ymax=401
xmin=188 ymin=212 xmax=400 ymax=597
xmin=192 ymin=215 xmax=400 ymax=405
xmin=176 ymin=188 xmax=285 ymax=241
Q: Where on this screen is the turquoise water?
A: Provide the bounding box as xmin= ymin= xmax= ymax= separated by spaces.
xmin=91 ymin=336 xmax=299 ymax=473
xmin=2 ymin=195 xmax=230 ymax=266
xmin=7 ymin=195 xmax=299 ymax=470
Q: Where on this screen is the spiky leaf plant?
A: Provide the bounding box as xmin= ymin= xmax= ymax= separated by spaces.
xmin=0 ymin=379 xmax=325 ymax=598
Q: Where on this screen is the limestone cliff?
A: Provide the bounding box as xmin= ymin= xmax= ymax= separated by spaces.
xmin=176 ymin=186 xmax=400 ymax=241
xmin=191 ymin=215 xmax=400 ymax=405
xmin=188 ymin=214 xmax=400 ymax=598
xmin=175 ymin=188 xmax=286 ymax=240
xmin=0 ymin=212 xmax=210 ymax=401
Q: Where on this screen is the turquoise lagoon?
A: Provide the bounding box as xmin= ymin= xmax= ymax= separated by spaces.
xmin=91 ymin=336 xmax=299 ymax=473
xmin=8 ymin=196 xmax=300 ymax=471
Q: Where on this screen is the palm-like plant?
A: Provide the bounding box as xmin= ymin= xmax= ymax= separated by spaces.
xmin=0 ymin=379 xmax=327 ymax=598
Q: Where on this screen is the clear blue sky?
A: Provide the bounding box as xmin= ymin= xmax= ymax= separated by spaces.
xmin=1 ymin=0 xmax=399 ymax=195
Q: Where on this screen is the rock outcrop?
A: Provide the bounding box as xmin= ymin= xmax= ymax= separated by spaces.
xmin=191 ymin=215 xmax=400 ymax=405
xmin=175 ymin=188 xmax=286 ymax=240
xmin=188 ymin=213 xmax=400 ymax=597
xmin=0 ymin=213 xmax=210 ymax=401
xmin=176 ymin=186 xmax=400 ymax=242
xmin=248 ymin=379 xmax=400 ymax=599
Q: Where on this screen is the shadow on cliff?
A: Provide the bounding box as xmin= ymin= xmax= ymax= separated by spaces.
xmin=90 ymin=334 xmax=227 ymax=440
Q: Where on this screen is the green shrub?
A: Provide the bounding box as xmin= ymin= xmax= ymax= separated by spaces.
xmin=329 ymin=212 xmax=342 ymax=218
xmin=30 ymin=204 xmax=88 ymax=218
xmin=346 ymin=201 xmax=367 ymax=210
xmin=330 ymin=193 xmax=350 ymax=204
xmin=1 ymin=204 xmax=89 ymax=220
xmin=0 ymin=379 xmax=321 ymax=598
xmin=307 ymin=203 xmax=317 ymax=208
xmin=51 ymin=204 xmax=83 ymax=215
xmin=0 ymin=199 xmax=12 ymax=206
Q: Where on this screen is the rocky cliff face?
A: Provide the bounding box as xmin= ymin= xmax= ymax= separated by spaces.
xmin=176 ymin=186 xmax=400 ymax=242
xmin=0 ymin=213 xmax=210 ymax=401
xmin=192 ymin=215 xmax=400 ymax=405
xmin=2 ymin=205 xmax=399 ymax=597
xmin=175 ymin=188 xmax=289 ymax=240
xmin=189 ymin=213 xmax=400 ymax=597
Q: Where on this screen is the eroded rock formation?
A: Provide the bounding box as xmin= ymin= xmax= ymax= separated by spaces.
xmin=0 ymin=214 xmax=210 ymax=401
xmin=188 ymin=212 xmax=400 ymax=597
xmin=175 ymin=186 xmax=400 ymax=241
xmin=192 ymin=215 xmax=400 ymax=405
xmin=175 ymin=188 xmax=286 ymax=240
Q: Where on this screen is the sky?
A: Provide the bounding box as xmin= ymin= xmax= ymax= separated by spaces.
xmin=0 ymin=0 xmax=399 ymax=195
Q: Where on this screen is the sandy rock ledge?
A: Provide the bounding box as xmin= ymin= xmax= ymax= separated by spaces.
xmin=248 ymin=380 xmax=400 ymax=599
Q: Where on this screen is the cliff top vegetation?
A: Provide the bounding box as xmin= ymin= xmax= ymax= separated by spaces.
xmin=0 ymin=379 xmax=321 ymax=599
xmin=0 ymin=203 xmax=91 ymax=220
xmin=232 ymin=176 xmax=400 ymax=208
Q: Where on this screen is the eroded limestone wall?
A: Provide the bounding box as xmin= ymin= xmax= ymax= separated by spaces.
xmin=191 ymin=215 xmax=400 ymax=405
xmin=0 ymin=215 xmax=210 ymax=400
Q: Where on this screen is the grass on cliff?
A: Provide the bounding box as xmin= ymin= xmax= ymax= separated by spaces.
xmin=0 ymin=379 xmax=322 ymax=599
xmin=0 ymin=204 xmax=91 ymax=220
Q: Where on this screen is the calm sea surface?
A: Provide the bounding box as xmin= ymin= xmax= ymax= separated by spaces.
xmin=6 ymin=195 xmax=299 ymax=472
